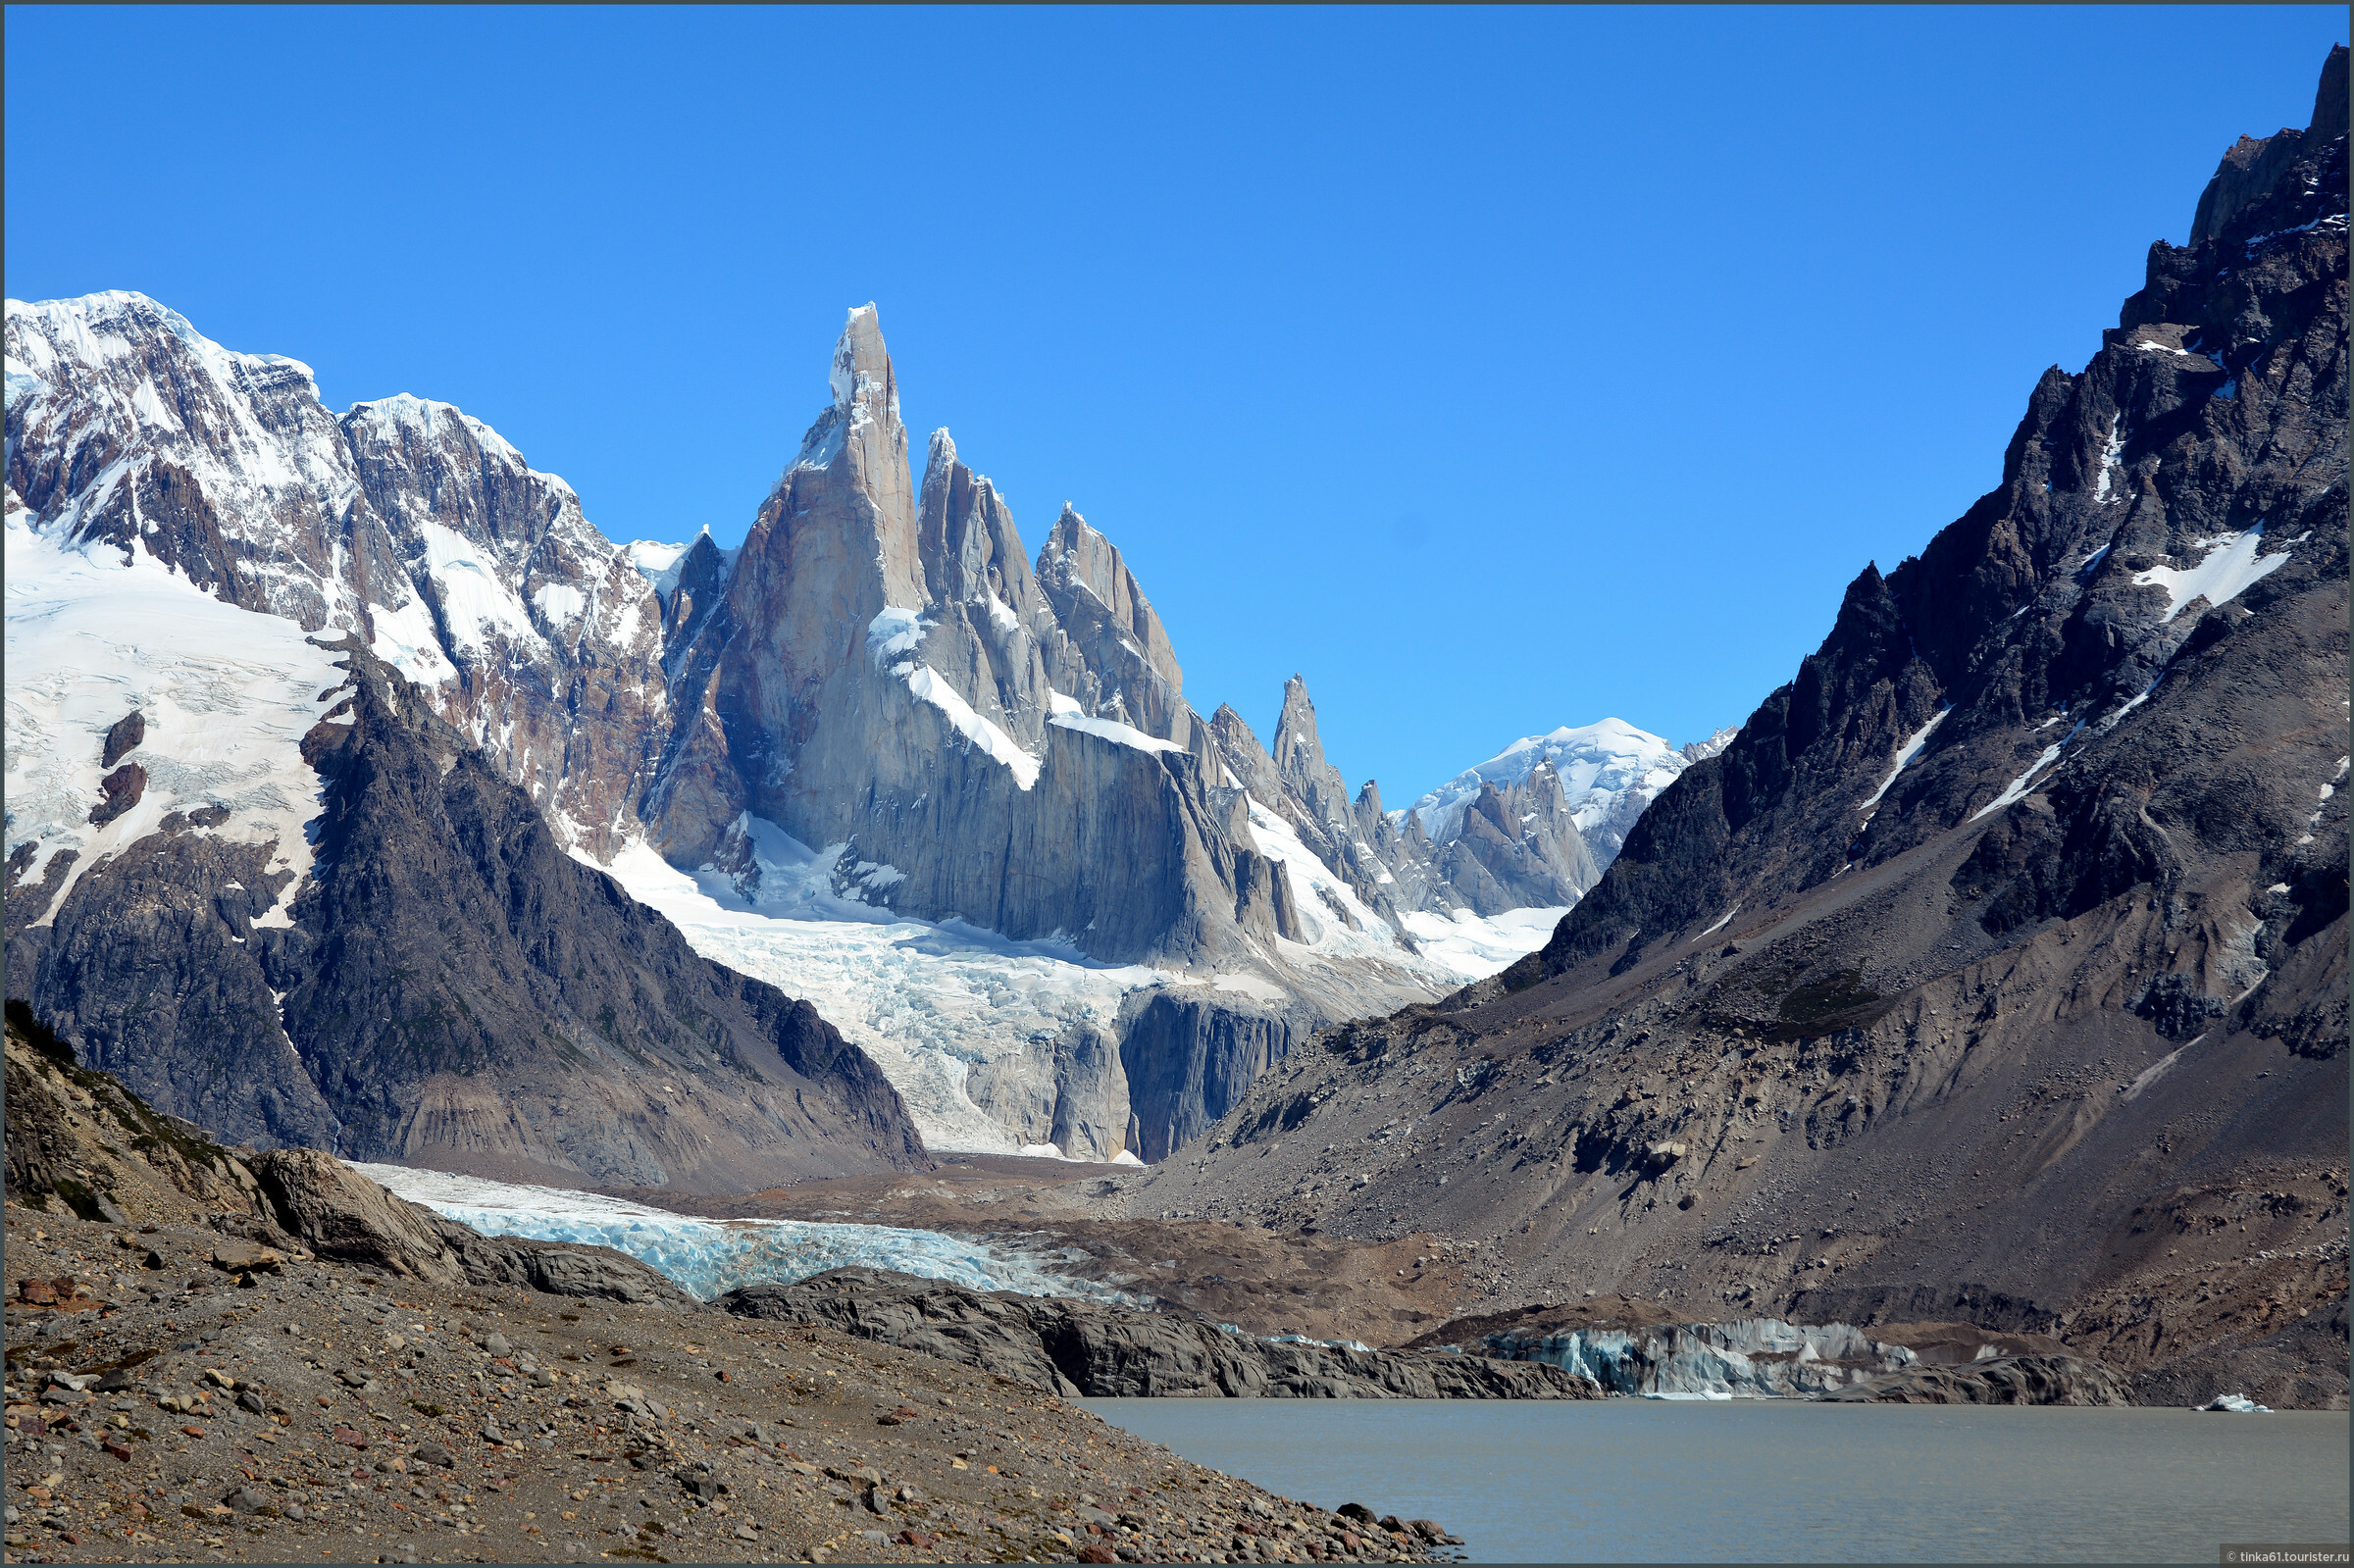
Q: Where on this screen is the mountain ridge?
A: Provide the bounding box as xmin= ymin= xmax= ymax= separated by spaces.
xmin=1114 ymin=47 xmax=2349 ymax=1408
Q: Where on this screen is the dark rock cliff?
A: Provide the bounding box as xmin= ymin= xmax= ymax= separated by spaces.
xmin=10 ymin=639 xmax=926 ymax=1191
xmin=1128 ymin=48 xmax=2350 ymax=1409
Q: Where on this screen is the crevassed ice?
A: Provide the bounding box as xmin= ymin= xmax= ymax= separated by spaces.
xmin=1483 ymin=1318 xmax=1918 ymax=1398
xmin=356 ymin=1164 xmax=1137 ymax=1306
xmin=588 ymin=820 xmax=1174 ymax=1155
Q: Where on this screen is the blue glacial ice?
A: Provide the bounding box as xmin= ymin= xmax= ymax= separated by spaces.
xmin=1470 ymin=1318 xmax=1920 ymax=1398
xmin=356 ymin=1164 xmax=1137 ymax=1307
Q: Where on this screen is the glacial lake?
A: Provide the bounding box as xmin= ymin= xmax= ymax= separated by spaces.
xmin=1081 ymin=1399 xmax=2351 ymax=1562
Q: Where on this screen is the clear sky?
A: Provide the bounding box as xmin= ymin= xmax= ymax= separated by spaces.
xmin=7 ymin=7 xmax=2344 ymax=805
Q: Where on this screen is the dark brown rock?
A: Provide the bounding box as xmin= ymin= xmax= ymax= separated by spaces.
xmin=100 ymin=710 xmax=145 ymax=769
xmin=1822 ymin=1353 xmax=2135 ymax=1406
xmin=86 ymin=763 xmax=145 ymax=826
xmin=718 ymin=1266 xmax=1600 ymax=1400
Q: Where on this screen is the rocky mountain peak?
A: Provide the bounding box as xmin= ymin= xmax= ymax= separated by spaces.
xmin=1272 ymin=675 xmax=1354 ymax=830
xmin=917 ymin=427 xmax=1050 ymax=632
xmin=1034 ymin=504 xmax=1189 ymax=741
xmin=2189 ymin=44 xmax=2345 ymax=245
xmin=828 ymin=301 xmax=896 ymax=417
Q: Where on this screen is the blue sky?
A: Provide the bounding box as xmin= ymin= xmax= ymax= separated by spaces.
xmin=7 ymin=7 xmax=2344 ymax=804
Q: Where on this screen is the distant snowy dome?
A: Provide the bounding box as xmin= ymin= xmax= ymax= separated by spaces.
xmin=626 ymin=537 xmax=691 ymax=596
xmin=1401 ymin=718 xmax=1695 ymax=864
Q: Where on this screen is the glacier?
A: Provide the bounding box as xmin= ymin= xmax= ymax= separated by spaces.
xmin=588 ymin=809 xmax=1555 ymax=1158
xmin=3 ymin=491 xmax=349 ymax=931
xmin=358 ymin=1164 xmax=1136 ymax=1307
xmin=1461 ymin=1317 xmax=1920 ymax=1398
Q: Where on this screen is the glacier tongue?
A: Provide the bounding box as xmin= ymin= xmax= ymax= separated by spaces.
xmin=1475 ymin=1317 xmax=1919 ymax=1398
xmin=357 ymin=1164 xmax=1135 ymax=1306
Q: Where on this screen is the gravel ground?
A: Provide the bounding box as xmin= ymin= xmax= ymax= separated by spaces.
xmin=5 ymin=1206 xmax=1460 ymax=1565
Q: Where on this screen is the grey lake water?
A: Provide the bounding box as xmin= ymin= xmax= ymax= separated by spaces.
xmin=1081 ymin=1399 xmax=2351 ymax=1563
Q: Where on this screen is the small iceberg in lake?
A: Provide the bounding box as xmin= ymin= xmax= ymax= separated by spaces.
xmin=2199 ymin=1392 xmax=2273 ymax=1413
xmin=1641 ymin=1390 xmax=1735 ymax=1401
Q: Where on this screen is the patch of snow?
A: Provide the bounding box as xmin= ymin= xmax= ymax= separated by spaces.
xmin=2093 ymin=417 xmax=2124 ymax=504
xmin=905 ymin=667 xmax=1041 ymax=789
xmin=1858 ymin=707 xmax=1950 ymax=815
xmin=1049 ymin=708 xmax=1185 ymax=756
xmin=1697 ymin=904 xmax=1740 ymax=939
xmin=1972 ymin=723 xmax=2084 ymax=820
xmin=532 ymin=582 xmax=587 ymax=627
xmin=416 ymin=520 xmax=542 ymax=656
xmin=2131 ymin=524 xmax=2292 ymax=622
xmin=366 ymin=588 xmax=458 ymax=689
xmin=4 ymin=504 xmax=346 ymax=929
xmin=866 ymin=606 xmax=932 ymax=667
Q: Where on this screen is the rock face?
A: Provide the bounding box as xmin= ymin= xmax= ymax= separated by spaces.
xmin=1823 ymin=1355 xmax=2135 ymax=1407
xmin=10 ymin=636 xmax=926 ymax=1190
xmin=1120 ymin=50 xmax=2350 ymax=1407
xmin=1514 ymin=58 xmax=2348 ymax=989
xmin=642 ymin=315 xmax=1320 ymax=975
xmin=717 ymin=1267 xmax=1601 ymax=1399
xmin=3 ymin=1008 xmax=693 ymax=1308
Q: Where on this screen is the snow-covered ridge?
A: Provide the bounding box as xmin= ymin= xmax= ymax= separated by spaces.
xmin=1401 ymin=718 xmax=1697 ymax=863
xmin=8 ymin=289 xmax=669 ymax=861
xmin=1048 ymin=690 xmax=1185 ymax=755
xmin=356 ymin=1164 xmax=1135 ymax=1305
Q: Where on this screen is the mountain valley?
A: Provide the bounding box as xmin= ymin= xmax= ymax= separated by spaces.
xmin=5 ymin=39 xmax=2348 ymax=1463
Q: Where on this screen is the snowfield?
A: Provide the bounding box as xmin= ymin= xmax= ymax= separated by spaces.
xmin=3 ymin=492 xmax=348 ymax=929
xmin=592 ymin=823 xmax=1177 ymax=1156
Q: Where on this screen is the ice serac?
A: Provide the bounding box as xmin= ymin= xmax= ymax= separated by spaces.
xmin=1135 ymin=50 xmax=2348 ymax=1409
xmin=3 ymin=291 xmax=668 ymax=862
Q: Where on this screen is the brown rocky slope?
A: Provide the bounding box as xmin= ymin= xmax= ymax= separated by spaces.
xmin=1113 ymin=47 xmax=2351 ymax=1412
xmin=4 ymin=1003 xmax=1460 ymax=1565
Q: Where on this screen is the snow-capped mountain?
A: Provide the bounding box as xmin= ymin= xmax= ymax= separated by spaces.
xmin=1404 ymin=718 xmax=1737 ymax=876
xmin=5 ymin=293 xmax=1692 ymax=1176
xmin=5 ymin=291 xmax=667 ymax=865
